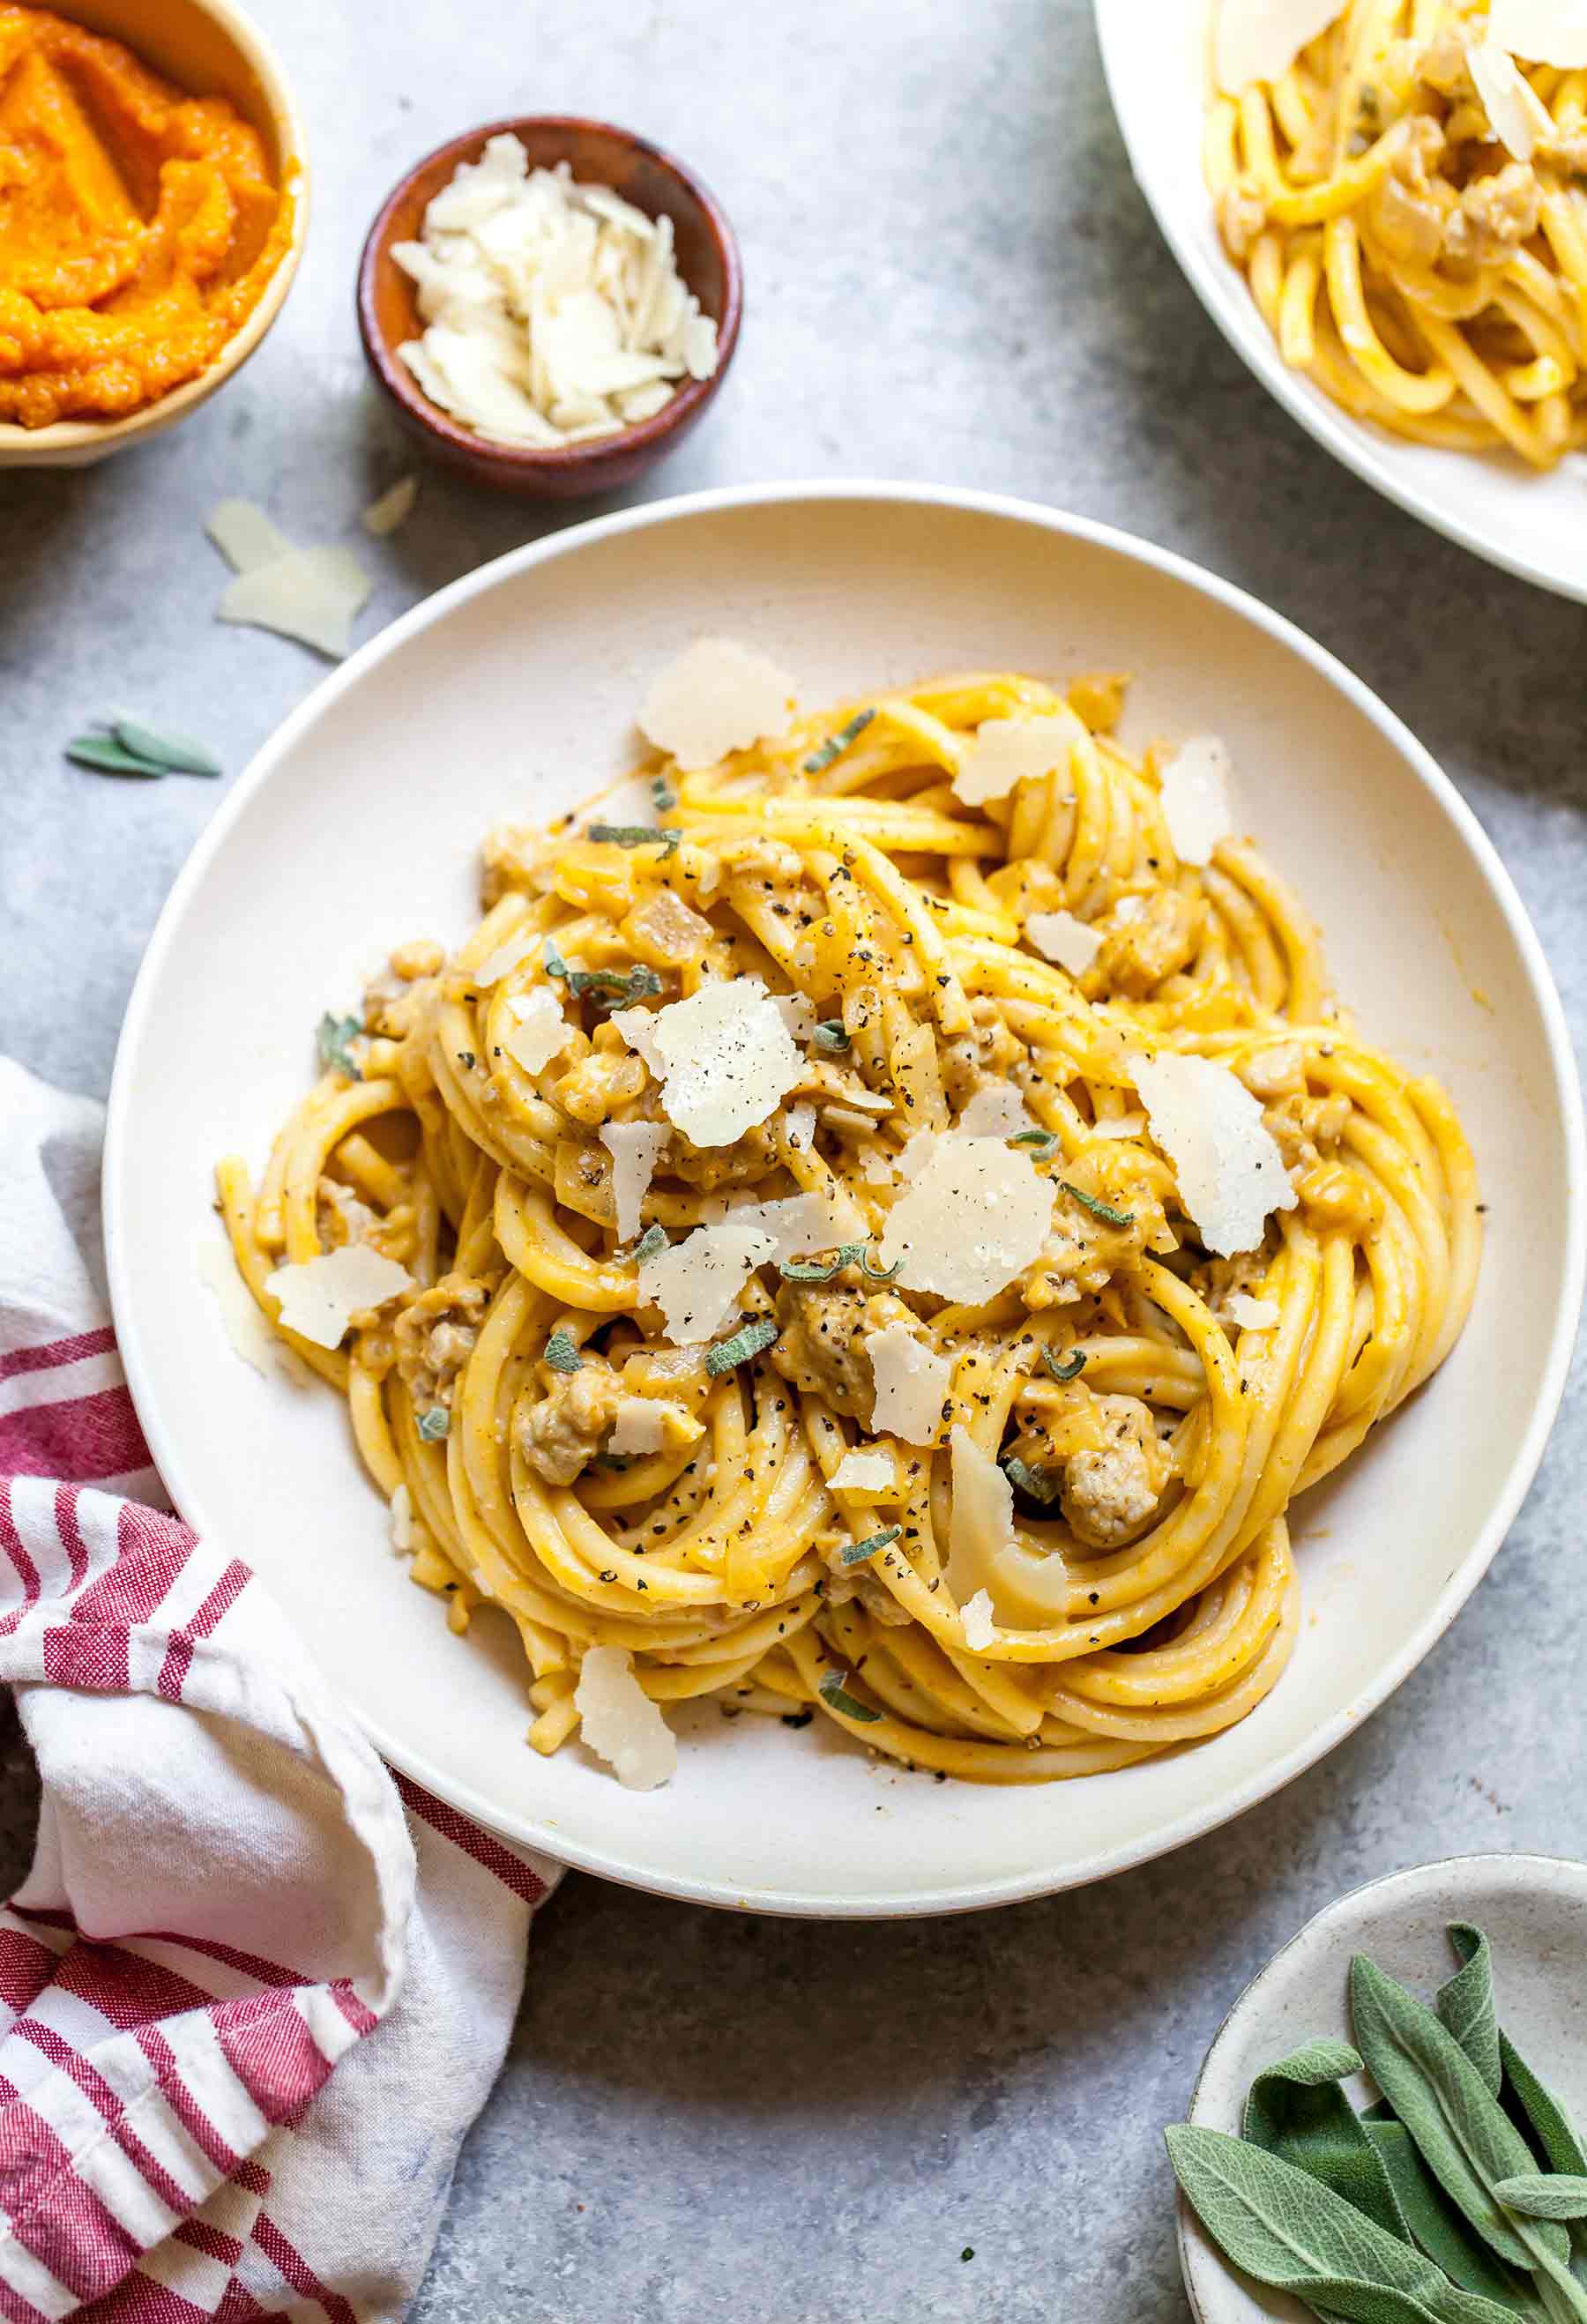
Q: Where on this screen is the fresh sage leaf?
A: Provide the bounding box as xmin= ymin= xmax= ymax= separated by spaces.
xmin=810 ymin=1020 xmax=850 ymax=1052
xmin=1364 ymin=2123 xmax=1535 ymax=2313
xmin=1166 ymin=2126 xmax=1521 ymax=2324
xmin=705 ymin=1316 xmax=779 ymax=1376
xmin=65 ymin=734 xmax=168 ymax=778
xmin=1349 ymin=1955 xmax=1568 ymax=2274
xmin=586 ymin=822 xmax=681 ymax=854
xmin=543 ymin=1328 xmax=583 ymax=1373
xmin=317 ymin=1012 xmax=362 ymax=1077
xmin=1447 ymin=1928 xmax=1587 ymax=2183
xmin=631 ymin=1225 xmax=667 ymax=1264
xmin=417 ymin=1407 xmax=450 ymax=1441
xmin=1494 ymin=2183 xmax=1587 ymax=2225
xmin=1439 ymin=1925 xmax=1503 ymax=2100
xmin=1059 ymin=1180 xmax=1135 ymax=1228
xmin=1242 ymin=2039 xmax=1411 ymax=2242
xmin=111 ymin=711 xmax=223 ymax=777
xmin=816 ymin=1669 xmax=881 ymax=1723
xmin=839 ymin=1525 xmax=901 ymax=1567
xmin=1002 ymin=1455 xmax=1062 ymax=1505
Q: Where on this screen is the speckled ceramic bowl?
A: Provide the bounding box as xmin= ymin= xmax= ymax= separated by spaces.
xmin=1181 ymin=1854 xmax=1587 ymax=2324
xmin=0 ymin=0 xmax=309 ymax=470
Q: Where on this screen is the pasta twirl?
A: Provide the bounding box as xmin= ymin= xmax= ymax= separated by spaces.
xmin=220 ymin=666 xmax=1479 ymax=1786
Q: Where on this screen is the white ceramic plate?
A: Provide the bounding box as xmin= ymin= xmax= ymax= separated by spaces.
xmin=1181 ymin=1853 xmax=1587 ymax=2323
xmin=104 ymin=482 xmax=1584 ymax=1918
xmin=1093 ymin=0 xmax=1587 ymax=603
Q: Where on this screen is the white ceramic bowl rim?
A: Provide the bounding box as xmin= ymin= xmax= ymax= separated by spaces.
xmin=102 ymin=481 xmax=1587 ymax=1916
xmin=1092 ymin=0 xmax=1587 ymax=606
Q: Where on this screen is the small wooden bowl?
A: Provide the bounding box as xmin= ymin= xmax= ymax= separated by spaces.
xmin=356 ymin=116 xmax=743 ymax=499
xmin=0 ymin=0 xmax=308 ymax=470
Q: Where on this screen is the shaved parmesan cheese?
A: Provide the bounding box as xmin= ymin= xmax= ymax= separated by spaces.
xmin=865 ymin=1323 xmax=952 ymax=1445
xmin=391 ymin=1483 xmax=413 ymax=1553
xmin=612 ymin=1004 xmax=667 ymax=1075
xmin=264 ymin=1244 xmax=413 ymax=1349
xmin=945 ymin=1426 xmax=1017 ymax=1605
xmin=727 ymin=1185 xmax=868 ymax=1259
xmin=1088 ymin=1112 xmax=1146 ymax=1141
xmin=197 ymin=1237 xmax=310 ymax=1385
xmin=206 ymin=497 xmax=294 ymax=573
xmin=1025 ymin=909 xmax=1102 ymax=977
xmin=1114 ymin=894 xmax=1146 ymax=923
xmin=1215 ymin=0 xmax=1341 ymax=93
xmin=1487 ymin=0 xmax=1587 ymax=69
xmin=600 ymin=1122 xmax=669 ymax=1240
xmin=893 ymin=1129 xmax=937 ymax=1181
xmin=772 ymin=994 xmax=818 ymax=1042
xmin=1132 ymin=1051 xmax=1297 ymax=1258
xmin=607 ymin=1397 xmax=686 ymax=1457
xmin=785 ymin=1102 xmax=816 ymax=1151
xmin=640 ymin=1219 xmax=775 ymax=1343
xmin=219 ymin=546 xmax=374 ymax=660
xmin=951 ymin=711 xmax=1081 ymax=808
xmin=828 ymin=1445 xmax=897 ymax=1495
xmin=573 ymin=1646 xmax=676 ymax=1790
xmin=957 ymin=1081 xmax=1034 ymax=1138
xmin=638 ymin=638 xmax=796 ymax=770
xmin=472 ymin=927 xmax=539 ymax=987
xmin=1468 ymin=42 xmax=1553 ymax=158
xmin=1161 ymin=734 xmax=1234 ymax=867
xmin=961 ymin=1588 xmax=997 ymax=1653
xmin=1226 ymin=1293 xmax=1280 ymax=1330
xmin=502 ymin=987 xmax=571 ymax=1075
xmin=361 ymin=476 xmax=419 ymax=537
xmin=650 ymin=978 xmax=802 ymax=1145
xmin=879 ymin=1136 xmax=1054 ymax=1303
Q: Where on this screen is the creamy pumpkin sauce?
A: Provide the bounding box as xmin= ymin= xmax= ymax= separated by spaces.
xmin=0 ymin=4 xmax=293 ymax=428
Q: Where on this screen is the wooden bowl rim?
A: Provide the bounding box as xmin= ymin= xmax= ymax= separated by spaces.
xmin=355 ymin=113 xmax=743 ymax=474
xmin=0 ymin=0 xmax=309 ymax=458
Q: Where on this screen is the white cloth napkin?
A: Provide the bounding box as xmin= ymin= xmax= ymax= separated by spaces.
xmin=0 ymin=1060 xmax=558 ymax=2321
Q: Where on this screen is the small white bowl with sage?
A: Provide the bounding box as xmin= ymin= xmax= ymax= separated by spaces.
xmin=1173 ymin=1855 xmax=1587 ymax=2324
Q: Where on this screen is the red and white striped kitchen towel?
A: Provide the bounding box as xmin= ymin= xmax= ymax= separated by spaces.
xmin=0 ymin=1060 xmax=559 ymax=2322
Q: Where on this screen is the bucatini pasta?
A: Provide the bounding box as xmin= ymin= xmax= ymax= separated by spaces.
xmin=1205 ymin=0 xmax=1587 ymax=466
xmin=218 ymin=656 xmax=1479 ymax=1789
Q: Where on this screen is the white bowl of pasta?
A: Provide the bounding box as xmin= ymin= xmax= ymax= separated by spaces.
xmin=104 ymin=482 xmax=1583 ymax=1916
xmin=1094 ymin=0 xmax=1587 ymax=603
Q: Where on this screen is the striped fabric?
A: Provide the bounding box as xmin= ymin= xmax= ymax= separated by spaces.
xmin=0 ymin=1065 xmax=558 ymax=2321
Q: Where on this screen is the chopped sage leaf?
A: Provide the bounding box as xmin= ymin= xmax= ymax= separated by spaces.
xmin=801 ymin=706 xmax=876 ymax=774
xmin=1010 ymin=1128 xmax=1060 ymax=1157
xmin=110 ymin=711 xmax=223 ymax=777
xmin=587 ymin=822 xmax=682 ymax=854
xmin=810 ymin=1020 xmax=851 ymax=1052
xmin=1002 ymin=1455 xmax=1062 ymax=1504
xmin=840 ymin=1525 xmax=902 ymax=1566
xmin=545 ymin=942 xmax=663 ymax=1005
xmin=858 ymin=1246 xmax=904 ymax=1282
xmin=705 ymin=1316 xmax=779 ymax=1375
xmin=65 ymin=735 xmax=168 ymax=778
xmin=779 ymin=1241 xmax=900 ymax=1285
xmin=1060 ymin=1181 xmax=1136 ymax=1228
xmin=650 ymin=775 xmax=678 ymax=811
xmin=816 ymin=1669 xmax=882 ymax=1722
xmin=631 ymin=1224 xmax=668 ymax=1264
xmin=417 ymin=1407 xmax=450 ymax=1441
xmin=543 ymin=939 xmax=569 ymax=979
xmin=543 ymin=1328 xmax=583 ymax=1373
xmin=317 ymin=1012 xmax=363 ymax=1077
xmin=1040 ymin=1346 xmax=1087 ymax=1382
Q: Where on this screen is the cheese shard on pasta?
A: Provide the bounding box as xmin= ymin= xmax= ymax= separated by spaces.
xmin=1226 ymin=1292 xmax=1280 ymax=1330
xmin=945 ymin=1427 xmax=1017 ymax=1608
xmin=1025 ymin=909 xmax=1102 ymax=977
xmin=390 ymin=1483 xmax=413 ymax=1552
xmin=264 ymin=1245 xmax=414 ymax=1349
xmin=637 ymin=638 xmax=796 ymax=770
xmin=600 ymin=1122 xmax=670 ymax=1240
xmin=951 ymin=712 xmax=1080 ymax=808
xmin=640 ymin=1220 xmax=777 ymax=1343
xmin=726 ymin=1186 xmax=868 ymax=1259
xmin=1487 ymin=0 xmax=1587 ymax=70
xmin=197 ymin=1237 xmax=310 ymax=1384
xmin=879 ymin=1136 xmax=1054 ymax=1302
xmin=828 ymin=1445 xmax=897 ymax=1495
xmin=865 ymin=1323 xmax=952 ymax=1444
xmin=650 ymin=979 xmax=803 ymax=1146
xmin=471 ymin=927 xmax=539 ymax=987
xmin=503 ymin=988 xmax=571 ymax=1075
xmin=961 ymin=1587 xmax=997 ymax=1653
xmin=607 ymin=1397 xmax=685 ymax=1456
xmin=1467 ymin=42 xmax=1552 ymax=159
xmin=573 ymin=1646 xmax=676 ymax=1790
xmin=956 ymin=1081 xmax=1035 ymax=1137
xmin=612 ymin=1004 xmax=667 ymax=1074
xmin=785 ymin=1101 xmax=816 ymax=1151
xmin=1214 ymin=0 xmax=1342 ymax=93
xmin=1160 ymin=734 xmax=1234 ymax=867
xmin=1131 ymin=1052 xmax=1297 ymax=1258
xmin=772 ymin=994 xmax=818 ymax=1042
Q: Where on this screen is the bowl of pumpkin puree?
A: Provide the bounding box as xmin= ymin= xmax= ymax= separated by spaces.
xmin=0 ymin=0 xmax=307 ymax=465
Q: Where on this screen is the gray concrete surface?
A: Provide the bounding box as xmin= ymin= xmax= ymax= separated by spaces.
xmin=4 ymin=0 xmax=1584 ymax=2317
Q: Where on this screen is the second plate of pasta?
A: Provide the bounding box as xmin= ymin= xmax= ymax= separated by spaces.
xmin=104 ymin=484 xmax=1582 ymax=1913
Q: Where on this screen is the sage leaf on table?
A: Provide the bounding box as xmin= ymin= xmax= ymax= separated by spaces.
xmin=1243 ymin=2039 xmax=1412 ymax=2241
xmin=1166 ymin=2126 xmax=1522 ymax=2324
xmin=1494 ymin=2183 xmax=1587 ymax=2225
xmin=1448 ymin=1928 xmax=1587 ymax=2184
xmin=110 ymin=711 xmax=223 ymax=777
xmin=1365 ymin=2121 xmax=1536 ymax=2313
xmin=1349 ymin=1955 xmax=1569 ymax=2276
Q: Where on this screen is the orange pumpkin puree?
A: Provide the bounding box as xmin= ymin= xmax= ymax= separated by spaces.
xmin=0 ymin=4 xmax=294 ymax=428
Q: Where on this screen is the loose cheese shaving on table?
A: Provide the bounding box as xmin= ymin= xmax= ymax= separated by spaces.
xmin=392 ymin=138 xmax=719 ymax=451
xmin=226 ymin=657 xmax=1479 ymax=1789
